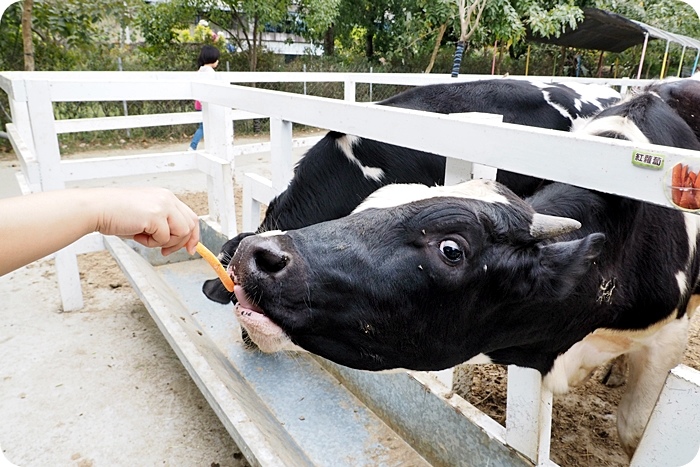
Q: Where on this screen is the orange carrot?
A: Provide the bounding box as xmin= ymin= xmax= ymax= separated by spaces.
xmin=693 ymin=172 xmax=700 ymax=209
xmin=196 ymin=242 xmax=235 ymax=292
xmin=681 ymin=164 xmax=688 ymax=186
xmin=680 ymin=188 xmax=697 ymax=210
xmin=672 ymin=163 xmax=683 ymax=205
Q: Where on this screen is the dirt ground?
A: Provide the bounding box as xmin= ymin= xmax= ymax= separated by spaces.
xmin=0 ymin=186 xmax=251 ymax=466
xmin=460 ymin=319 xmax=700 ymax=467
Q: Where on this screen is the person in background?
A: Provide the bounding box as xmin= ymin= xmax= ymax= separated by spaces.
xmin=0 ymin=187 xmax=200 ymax=276
xmin=189 ymin=45 xmax=220 ymax=151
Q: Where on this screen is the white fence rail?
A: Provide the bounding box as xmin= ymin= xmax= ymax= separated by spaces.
xmin=2 ymin=71 xmax=699 ymax=467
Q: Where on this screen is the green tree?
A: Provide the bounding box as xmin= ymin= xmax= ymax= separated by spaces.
xmin=449 ymin=0 xmax=488 ymax=76
xmin=137 ymin=0 xmax=342 ymax=65
xmin=137 ymin=0 xmax=194 ymax=55
xmin=295 ymin=0 xmax=342 ymax=46
xmin=1 ymin=0 xmax=141 ymax=71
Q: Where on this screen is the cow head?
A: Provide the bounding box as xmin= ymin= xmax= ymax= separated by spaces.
xmin=230 ymin=180 xmax=605 ymax=372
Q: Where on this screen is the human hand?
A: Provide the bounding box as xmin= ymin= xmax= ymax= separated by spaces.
xmin=93 ymin=187 xmax=200 ymax=255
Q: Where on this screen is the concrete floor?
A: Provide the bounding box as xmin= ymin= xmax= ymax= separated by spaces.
xmin=0 ymin=258 xmax=248 ymax=467
xmin=0 ymin=137 xmax=311 ymax=467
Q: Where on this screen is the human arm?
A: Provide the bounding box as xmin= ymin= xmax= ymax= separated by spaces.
xmin=0 ymin=187 xmax=200 ymax=276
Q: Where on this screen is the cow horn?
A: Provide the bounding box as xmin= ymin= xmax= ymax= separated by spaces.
xmin=530 ymin=213 xmax=581 ymax=239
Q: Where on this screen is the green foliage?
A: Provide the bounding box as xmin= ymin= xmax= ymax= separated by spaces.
xmin=295 ymin=0 xmax=342 ymax=40
xmin=522 ymin=1 xmax=584 ymax=38
xmin=0 ymin=0 xmax=142 ymax=71
xmin=137 ymin=0 xmax=193 ymax=55
xmin=175 ymin=20 xmax=226 ymax=44
xmin=479 ymin=0 xmax=525 ymax=43
xmin=0 ymin=4 xmax=23 ymax=71
xmin=31 ymin=0 xmax=140 ymax=47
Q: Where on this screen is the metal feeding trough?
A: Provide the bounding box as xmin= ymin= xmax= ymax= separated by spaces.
xmin=105 ymin=222 xmax=531 ymax=467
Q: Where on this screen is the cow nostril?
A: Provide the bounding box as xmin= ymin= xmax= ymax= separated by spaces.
xmin=254 ymin=247 xmax=289 ymax=274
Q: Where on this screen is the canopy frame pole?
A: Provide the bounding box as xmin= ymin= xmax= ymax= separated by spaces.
xmin=660 ymin=40 xmax=671 ymax=79
xmin=636 ymin=33 xmax=650 ymax=80
xmin=491 ymin=40 xmax=498 ymax=75
xmin=692 ymin=49 xmax=700 ymax=76
xmin=525 ymin=44 xmax=531 ymax=76
xmin=677 ymin=46 xmax=687 ymax=77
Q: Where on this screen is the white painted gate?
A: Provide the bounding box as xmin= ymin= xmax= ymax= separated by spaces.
xmin=2 ymin=71 xmax=699 ymax=466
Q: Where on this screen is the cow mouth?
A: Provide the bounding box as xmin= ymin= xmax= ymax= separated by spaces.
xmin=232 ymin=284 xmax=290 ymax=352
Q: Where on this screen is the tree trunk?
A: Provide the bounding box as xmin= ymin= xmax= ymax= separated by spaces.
xmin=496 ymin=42 xmax=505 ymax=75
xmin=596 ymin=50 xmax=605 ymax=78
xmin=249 ymin=16 xmax=259 ymax=72
xmin=425 ymin=22 xmax=447 ymax=74
xmin=22 ymin=0 xmax=34 ymax=71
xmin=365 ymin=29 xmax=373 ymax=59
xmin=557 ymin=46 xmax=567 ymax=76
xmin=324 ymin=25 xmax=335 ymax=56
xmin=451 ymin=40 xmax=466 ymax=77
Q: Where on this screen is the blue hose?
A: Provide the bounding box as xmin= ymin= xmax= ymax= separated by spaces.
xmin=451 ymin=41 xmax=465 ymax=77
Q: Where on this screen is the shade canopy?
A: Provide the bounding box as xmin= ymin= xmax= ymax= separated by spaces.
xmin=527 ymin=8 xmax=700 ymax=53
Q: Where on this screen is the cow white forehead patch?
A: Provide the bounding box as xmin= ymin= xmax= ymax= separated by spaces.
xmin=575 ymin=115 xmax=650 ymax=144
xmin=336 ymin=135 xmax=385 ymax=182
xmin=353 ymin=180 xmax=509 ymax=213
xmin=259 ymin=230 xmax=286 ymax=237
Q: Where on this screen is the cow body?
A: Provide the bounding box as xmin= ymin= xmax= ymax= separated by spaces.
xmin=204 ymin=79 xmax=620 ymax=303
xmin=229 ymin=80 xmax=700 ymax=456
xmin=263 ymin=79 xmax=620 ymax=230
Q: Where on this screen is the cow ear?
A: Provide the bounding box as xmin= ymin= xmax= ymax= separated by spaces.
xmin=528 ymin=233 xmax=605 ymax=301
xmin=202 ymin=279 xmax=235 ymax=304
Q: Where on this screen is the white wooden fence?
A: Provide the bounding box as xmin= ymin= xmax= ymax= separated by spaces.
xmin=1 ymin=71 xmax=699 ymax=466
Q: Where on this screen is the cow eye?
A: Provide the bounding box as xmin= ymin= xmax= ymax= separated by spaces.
xmin=439 ymin=240 xmax=463 ymax=263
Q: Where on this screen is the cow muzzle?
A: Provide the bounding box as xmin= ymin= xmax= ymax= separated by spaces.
xmin=231 ymin=233 xmax=301 ymax=353
xmin=234 ymin=233 xmax=295 ymax=282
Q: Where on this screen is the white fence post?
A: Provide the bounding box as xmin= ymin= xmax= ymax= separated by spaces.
xmin=242 ymin=173 xmax=276 ymax=233
xmin=202 ymin=101 xmax=237 ymax=237
xmin=631 ymin=365 xmax=700 ymax=466
xmin=202 ymin=101 xmax=234 ymax=163
xmin=8 ymin=95 xmax=36 ymax=161
xmin=269 ymin=117 xmax=294 ymax=193
xmin=444 ymin=113 xmax=503 ymax=185
xmin=25 ymin=80 xmax=84 ymax=312
xmin=344 ymin=80 xmax=356 ymax=102
xmin=505 ymin=366 xmax=553 ymax=465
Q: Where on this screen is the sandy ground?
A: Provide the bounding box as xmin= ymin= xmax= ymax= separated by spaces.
xmin=0 ymin=136 xmax=279 ymax=467
xmin=461 ymin=312 xmax=700 ymax=467
xmin=2 ymin=133 xmax=699 ymax=466
xmin=0 ymin=252 xmax=249 ymax=467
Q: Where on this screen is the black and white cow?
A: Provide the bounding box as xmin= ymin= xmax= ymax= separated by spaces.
xmin=228 ymin=80 xmax=700 ymax=457
xmin=203 ymin=79 xmax=620 ymax=304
